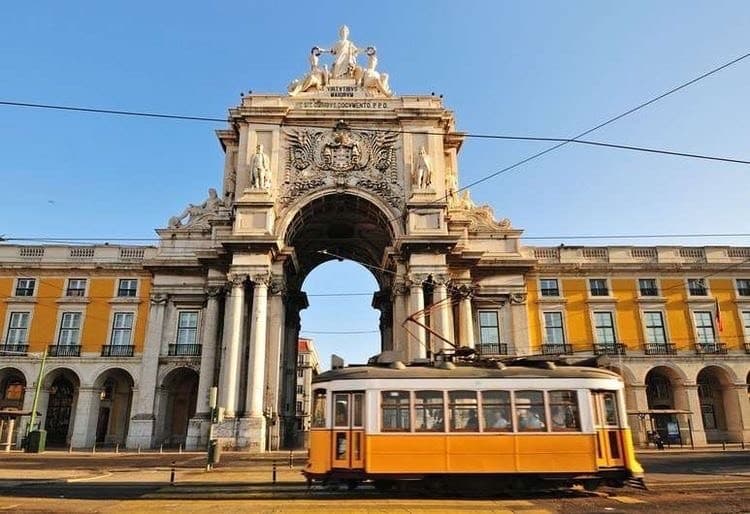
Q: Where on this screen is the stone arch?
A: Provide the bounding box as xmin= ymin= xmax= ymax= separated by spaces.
xmin=42 ymin=367 xmax=81 ymax=446
xmin=644 ymin=365 xmax=690 ymax=444
xmin=91 ymin=368 xmax=135 ymax=446
xmin=604 ymin=363 xmax=638 ymax=413
xmin=0 ymin=367 xmax=27 ymax=411
xmin=697 ymin=365 xmax=742 ymax=443
xmin=156 ymin=367 xmax=199 ymax=448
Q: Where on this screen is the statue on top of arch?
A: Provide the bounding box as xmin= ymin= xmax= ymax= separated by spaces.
xmin=288 ymin=26 xmax=392 ymax=97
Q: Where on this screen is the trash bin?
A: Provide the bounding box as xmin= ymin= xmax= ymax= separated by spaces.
xmin=207 ymin=439 xmax=220 ymax=465
xmin=26 ymin=430 xmax=46 ymax=453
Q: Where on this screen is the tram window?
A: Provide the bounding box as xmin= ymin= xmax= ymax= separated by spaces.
xmin=549 ymin=390 xmax=581 ymax=431
xmin=449 ymin=391 xmax=479 ymax=432
xmin=352 ymin=393 xmax=364 ymax=427
xmin=415 ymin=391 xmax=445 ymax=432
xmin=602 ymin=392 xmax=619 ymax=426
xmin=515 ymin=391 xmax=547 ymax=432
xmin=311 ymin=389 xmax=327 ymax=428
xmin=381 ymin=391 xmax=410 ymax=431
xmin=334 ymin=393 xmax=349 ymax=427
xmin=481 ymin=390 xmax=512 ymax=432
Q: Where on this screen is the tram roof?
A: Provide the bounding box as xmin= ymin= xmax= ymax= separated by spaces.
xmin=313 ymin=363 xmax=622 ymax=383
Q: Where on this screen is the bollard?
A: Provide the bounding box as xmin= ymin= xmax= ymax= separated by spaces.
xmin=742 ymin=441 xmax=746 ymax=450
xmin=289 ymin=449 xmax=293 ymax=468
xmin=170 ymin=461 xmax=176 ymax=485
xmin=178 ymin=444 xmax=182 ymax=454
xmin=68 ymin=443 xmax=73 ymax=454
xmin=722 ymin=441 xmax=726 ymax=450
xmin=272 ymin=461 xmax=277 ymax=485
xmin=159 ymin=444 xmax=163 ymax=454
xmin=137 ymin=445 xmax=141 ymax=454
xmin=92 ymin=443 xmax=96 ymax=454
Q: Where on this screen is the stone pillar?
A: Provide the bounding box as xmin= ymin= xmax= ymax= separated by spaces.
xmin=684 ymin=384 xmax=707 ymax=446
xmin=186 ymin=285 xmax=223 ymax=450
xmin=2 ymin=419 xmax=12 ymax=452
xmin=280 ymin=292 xmax=306 ymax=448
xmin=728 ymin=384 xmax=750 ymax=442
xmin=219 ymin=274 xmax=246 ymax=418
xmin=126 ymin=293 xmax=167 ymax=449
xmin=509 ymin=293 xmax=530 ymax=355
xmin=629 ymin=384 xmax=650 ymax=446
xmin=391 ymin=281 xmax=409 ymax=359
xmin=246 ymin=274 xmax=269 ymax=417
xmin=407 ymin=277 xmax=427 ymax=361
xmin=372 ymin=289 xmax=393 ymax=352
xmin=71 ymin=387 xmax=99 ymax=448
xmin=457 ymin=291 xmax=475 ymax=349
xmin=265 ymin=276 xmax=286 ymax=450
xmin=431 ymin=278 xmax=452 ymax=352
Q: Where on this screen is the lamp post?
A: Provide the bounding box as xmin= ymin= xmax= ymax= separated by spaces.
xmin=26 ymin=348 xmax=48 ymax=440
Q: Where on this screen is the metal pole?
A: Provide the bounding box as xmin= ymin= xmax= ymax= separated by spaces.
xmin=26 ymin=349 xmax=48 ymax=439
xmin=687 ymin=417 xmax=695 ymax=450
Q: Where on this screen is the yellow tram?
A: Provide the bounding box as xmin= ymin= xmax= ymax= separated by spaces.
xmin=304 ymin=358 xmax=643 ymax=491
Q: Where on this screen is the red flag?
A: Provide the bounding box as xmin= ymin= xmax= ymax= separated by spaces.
xmin=715 ymin=297 xmax=724 ymax=333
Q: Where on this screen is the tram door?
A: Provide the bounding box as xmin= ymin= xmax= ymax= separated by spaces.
xmin=331 ymin=392 xmax=365 ymax=469
xmin=592 ymin=391 xmax=625 ymax=468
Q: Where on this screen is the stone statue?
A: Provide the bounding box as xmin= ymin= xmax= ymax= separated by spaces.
xmin=328 ymin=25 xmax=361 ymax=79
xmin=250 ymin=144 xmax=271 ymax=189
xmin=288 ymin=47 xmax=329 ymax=95
xmin=168 ymin=188 xmax=224 ymax=229
xmin=413 ymin=146 xmax=432 ymax=189
xmin=360 ymin=47 xmax=391 ymax=96
xmin=446 ymin=167 xmax=458 ymax=205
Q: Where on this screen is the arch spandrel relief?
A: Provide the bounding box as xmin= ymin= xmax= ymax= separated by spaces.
xmin=281 ymin=121 xmax=403 ymax=210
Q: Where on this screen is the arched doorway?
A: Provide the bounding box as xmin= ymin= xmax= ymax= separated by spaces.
xmin=43 ymin=369 xmax=80 ymax=446
xmin=160 ymin=368 xmax=199 ymax=448
xmin=697 ymin=366 xmax=738 ymax=443
xmin=93 ymin=368 xmax=134 ymax=446
xmin=0 ymin=367 xmax=26 ymax=411
xmin=280 ymin=192 xmax=398 ymax=447
xmin=645 ymin=366 xmax=687 ymax=445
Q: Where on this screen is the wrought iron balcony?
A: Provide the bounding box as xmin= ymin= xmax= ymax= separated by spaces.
xmin=476 ymin=342 xmax=509 ymax=356
xmin=694 ymin=342 xmax=727 ymax=355
xmin=541 ymin=343 xmax=573 ymax=355
xmin=48 ymin=344 xmax=81 ymax=357
xmin=168 ymin=343 xmax=202 ymax=356
xmin=593 ymin=343 xmax=626 ymax=355
xmin=644 ymin=342 xmax=676 ymax=355
xmin=0 ymin=343 xmax=29 ymax=355
xmin=101 ymin=344 xmax=135 ymax=357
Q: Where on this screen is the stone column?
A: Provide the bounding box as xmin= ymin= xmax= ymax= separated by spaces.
xmin=431 ymin=278 xmax=452 ymax=352
xmin=630 ymin=384 xmax=650 ymax=446
xmin=219 ymin=274 xmax=246 ymax=418
xmin=729 ymin=384 xmax=750 ymax=442
xmin=70 ymin=387 xmax=99 ymax=448
xmin=280 ymin=292 xmax=306 ymax=448
xmin=2 ymin=419 xmax=12 ymax=452
xmin=265 ymin=276 xmax=286 ymax=450
xmin=457 ymin=288 xmax=475 ymax=349
xmin=126 ymin=293 xmax=167 ymax=449
xmin=684 ymin=384 xmax=707 ymax=446
xmin=372 ymin=289 xmax=393 ymax=352
xmin=509 ymin=293 xmax=530 ymax=355
xmin=186 ymin=286 xmax=223 ymax=450
xmin=246 ymin=274 xmax=269 ymax=417
xmin=407 ymin=276 xmax=427 ymax=361
xmin=390 ymin=281 xmax=409 ymax=359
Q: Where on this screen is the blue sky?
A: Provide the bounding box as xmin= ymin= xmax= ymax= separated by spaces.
xmin=2 ymin=2 xmax=750 ymax=367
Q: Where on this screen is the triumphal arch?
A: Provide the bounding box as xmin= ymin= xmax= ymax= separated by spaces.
xmin=127 ymin=27 xmax=531 ymax=450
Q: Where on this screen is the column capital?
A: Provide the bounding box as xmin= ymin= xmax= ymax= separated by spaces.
xmin=407 ymin=273 xmax=430 ymax=286
xmin=391 ymin=280 xmax=410 ymax=297
xmin=251 ymin=273 xmax=272 ymax=287
xmin=509 ymin=292 xmax=528 ymax=305
xmin=227 ymin=273 xmax=247 ymax=287
xmin=206 ymin=285 xmax=224 ymax=298
xmin=451 ymin=283 xmax=476 ymax=299
xmin=150 ymin=293 xmax=169 ymax=305
xmin=269 ymin=275 xmax=286 ymax=295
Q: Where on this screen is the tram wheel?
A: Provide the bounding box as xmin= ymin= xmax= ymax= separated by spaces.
xmin=346 ymin=479 xmax=359 ymax=491
xmin=581 ymin=479 xmax=602 ymax=492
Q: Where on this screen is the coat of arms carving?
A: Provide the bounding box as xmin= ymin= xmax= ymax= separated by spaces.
xmin=282 ymin=122 xmax=403 ymax=208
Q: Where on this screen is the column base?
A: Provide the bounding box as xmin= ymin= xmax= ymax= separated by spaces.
xmin=213 ymin=416 xmax=267 ymax=451
xmin=126 ymin=417 xmax=155 ymax=449
xmin=186 ymin=415 xmax=211 ymax=450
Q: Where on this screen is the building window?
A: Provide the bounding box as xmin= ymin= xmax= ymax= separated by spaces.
xmin=6 ymin=312 xmax=30 ymax=344
xmin=737 ymin=279 xmax=750 ymax=297
xmin=638 ymin=278 xmax=659 ymax=296
xmin=688 ymin=278 xmax=707 ymax=296
xmin=296 ymin=401 xmax=303 ymax=414
xmin=540 ymin=279 xmax=560 ymax=297
xmin=58 ymin=312 xmax=82 ymax=345
xmin=176 ymin=311 xmax=198 ymax=345
xmin=589 ymin=278 xmax=609 ymax=296
xmin=543 ymin=312 xmax=565 ymax=343
xmin=117 ymin=279 xmax=138 ymax=297
xmin=743 ymin=311 xmax=750 ymax=339
xmin=66 ymin=278 xmax=87 ymax=297
xmin=297 ymin=369 xmax=304 ymax=378
xmin=593 ymin=312 xmax=616 ymax=344
xmin=110 ymin=312 xmax=134 ymax=345
xmin=296 ymin=384 xmax=304 ymax=394
xmin=694 ymin=311 xmax=715 ymax=345
xmin=15 ymin=278 xmax=36 ymax=297
xmin=478 ymin=311 xmax=500 ymax=344
xmin=644 ymin=311 xmax=667 ymax=344
xmin=3 ymin=381 xmax=24 ymax=401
